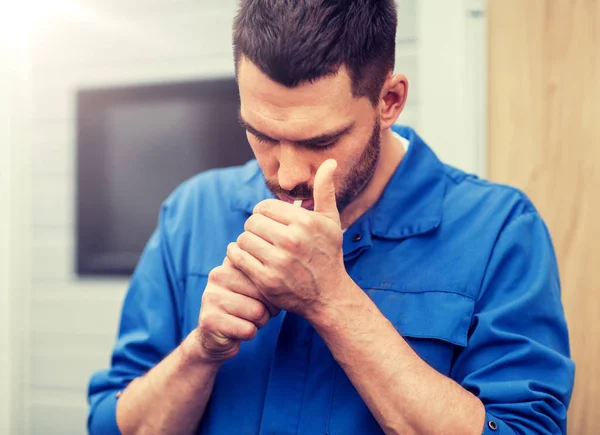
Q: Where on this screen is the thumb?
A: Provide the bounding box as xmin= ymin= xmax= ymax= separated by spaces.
xmin=313 ymin=159 xmax=340 ymax=225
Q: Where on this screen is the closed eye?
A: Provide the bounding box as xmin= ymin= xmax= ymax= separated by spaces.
xmin=252 ymin=133 xmax=337 ymax=150
xmin=251 ymin=132 xmax=278 ymax=144
xmin=309 ymin=141 xmax=337 ymax=151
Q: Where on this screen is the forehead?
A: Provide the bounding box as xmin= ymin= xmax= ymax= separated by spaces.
xmin=237 ymin=57 xmax=364 ymax=134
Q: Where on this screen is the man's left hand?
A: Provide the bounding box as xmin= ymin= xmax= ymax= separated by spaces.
xmin=226 ymin=159 xmax=351 ymax=319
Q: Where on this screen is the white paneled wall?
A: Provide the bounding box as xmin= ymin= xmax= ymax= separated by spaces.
xmin=25 ymin=1 xmax=419 ymax=433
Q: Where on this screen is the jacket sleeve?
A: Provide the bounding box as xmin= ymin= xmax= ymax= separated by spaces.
xmin=87 ymin=200 xmax=184 ymax=434
xmin=451 ymin=212 xmax=575 ymax=434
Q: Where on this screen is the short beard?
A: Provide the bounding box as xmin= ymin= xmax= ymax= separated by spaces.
xmin=335 ymin=118 xmax=381 ymax=212
xmin=266 ymin=118 xmax=382 ymax=212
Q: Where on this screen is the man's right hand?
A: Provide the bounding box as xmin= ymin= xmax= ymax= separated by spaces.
xmin=117 ymin=257 xmax=275 ymax=435
xmin=194 ymin=257 xmax=280 ymax=363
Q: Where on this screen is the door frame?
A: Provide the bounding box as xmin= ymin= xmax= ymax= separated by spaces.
xmin=0 ymin=38 xmax=16 ymax=435
xmin=417 ymin=0 xmax=488 ymax=176
xmin=0 ymin=38 xmax=32 ymax=435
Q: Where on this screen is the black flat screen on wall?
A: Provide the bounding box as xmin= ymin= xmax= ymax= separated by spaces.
xmin=77 ymin=78 xmax=254 ymax=276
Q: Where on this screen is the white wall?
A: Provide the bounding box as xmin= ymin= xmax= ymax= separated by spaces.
xmin=22 ymin=1 xmax=420 ymax=433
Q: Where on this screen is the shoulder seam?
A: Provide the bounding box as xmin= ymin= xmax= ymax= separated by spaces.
xmin=443 ymin=169 xmax=536 ymax=214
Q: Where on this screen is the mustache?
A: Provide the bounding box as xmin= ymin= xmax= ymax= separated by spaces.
xmin=266 ymin=181 xmax=313 ymax=199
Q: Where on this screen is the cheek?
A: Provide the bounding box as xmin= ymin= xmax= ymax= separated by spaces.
xmin=332 ymin=142 xmax=362 ymax=171
xmin=330 ymin=139 xmax=369 ymax=186
xmin=323 ymin=152 xmax=352 ymax=190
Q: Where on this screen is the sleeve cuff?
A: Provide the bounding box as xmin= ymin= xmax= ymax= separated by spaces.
xmin=88 ymin=390 xmax=122 ymax=435
xmin=482 ymin=412 xmax=517 ymax=434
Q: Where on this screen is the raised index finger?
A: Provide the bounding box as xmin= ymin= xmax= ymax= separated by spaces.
xmin=253 ymin=199 xmax=309 ymax=225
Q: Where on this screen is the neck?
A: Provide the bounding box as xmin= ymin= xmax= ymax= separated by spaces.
xmin=339 ymin=128 xmax=405 ymax=230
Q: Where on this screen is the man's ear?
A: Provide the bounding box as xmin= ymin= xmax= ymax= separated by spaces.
xmin=378 ymin=73 xmax=409 ymax=130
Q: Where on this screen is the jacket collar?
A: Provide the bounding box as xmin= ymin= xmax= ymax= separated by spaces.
xmin=366 ymin=125 xmax=445 ymax=239
xmin=232 ymin=125 xmax=446 ymax=240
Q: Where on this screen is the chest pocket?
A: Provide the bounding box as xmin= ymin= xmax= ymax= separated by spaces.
xmin=326 ymin=287 xmax=475 ymax=435
xmin=368 ymin=288 xmax=474 ymax=373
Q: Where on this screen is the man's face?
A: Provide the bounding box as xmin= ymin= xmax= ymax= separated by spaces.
xmin=238 ymin=57 xmax=381 ymax=212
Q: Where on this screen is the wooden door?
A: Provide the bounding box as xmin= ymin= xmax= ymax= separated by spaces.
xmin=488 ymin=1 xmax=599 ymax=433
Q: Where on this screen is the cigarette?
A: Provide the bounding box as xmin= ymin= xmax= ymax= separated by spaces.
xmin=293 ymin=200 xmax=303 ymax=207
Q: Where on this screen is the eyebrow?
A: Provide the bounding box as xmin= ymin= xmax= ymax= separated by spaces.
xmin=238 ymin=110 xmax=355 ymax=147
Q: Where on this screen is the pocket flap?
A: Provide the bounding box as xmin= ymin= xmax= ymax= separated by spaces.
xmin=365 ymin=289 xmax=475 ymax=347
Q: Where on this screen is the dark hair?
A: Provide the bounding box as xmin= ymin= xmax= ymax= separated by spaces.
xmin=233 ymin=0 xmax=397 ymax=106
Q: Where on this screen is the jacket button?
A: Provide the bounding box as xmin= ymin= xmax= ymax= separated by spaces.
xmin=352 ymin=234 xmax=363 ymax=242
xmin=488 ymin=420 xmax=498 ymax=431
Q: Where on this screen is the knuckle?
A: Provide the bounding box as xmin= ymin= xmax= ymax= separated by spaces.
xmin=239 ymin=322 xmax=258 ymax=340
xmin=297 ymin=214 xmax=312 ymax=228
xmin=198 ymin=308 xmax=217 ymax=330
xmin=262 ymin=270 xmax=281 ymax=291
xmin=282 ymin=232 xmax=303 ymax=251
xmin=208 ymin=267 xmax=223 ymax=285
xmin=226 ymin=243 xmax=241 ymax=264
xmin=253 ymin=200 xmax=273 ymax=216
xmin=258 ymin=311 xmax=271 ymax=328
xmin=236 ymin=232 xmax=249 ymax=248
xmin=244 ymin=214 xmax=258 ymax=231
xmin=201 ymin=289 xmax=217 ymax=305
xmin=251 ymin=303 xmax=268 ymax=323
xmin=274 ymin=253 xmax=292 ymax=270
xmin=202 ymin=287 xmax=227 ymax=309
xmin=252 ymin=202 xmax=264 ymax=215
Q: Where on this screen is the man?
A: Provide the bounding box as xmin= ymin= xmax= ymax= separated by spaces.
xmin=88 ymin=0 xmax=575 ymax=434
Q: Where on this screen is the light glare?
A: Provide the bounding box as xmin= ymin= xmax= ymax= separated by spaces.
xmin=0 ymin=0 xmax=81 ymax=49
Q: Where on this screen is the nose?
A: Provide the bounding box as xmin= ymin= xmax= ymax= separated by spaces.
xmin=277 ymin=143 xmax=312 ymax=192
